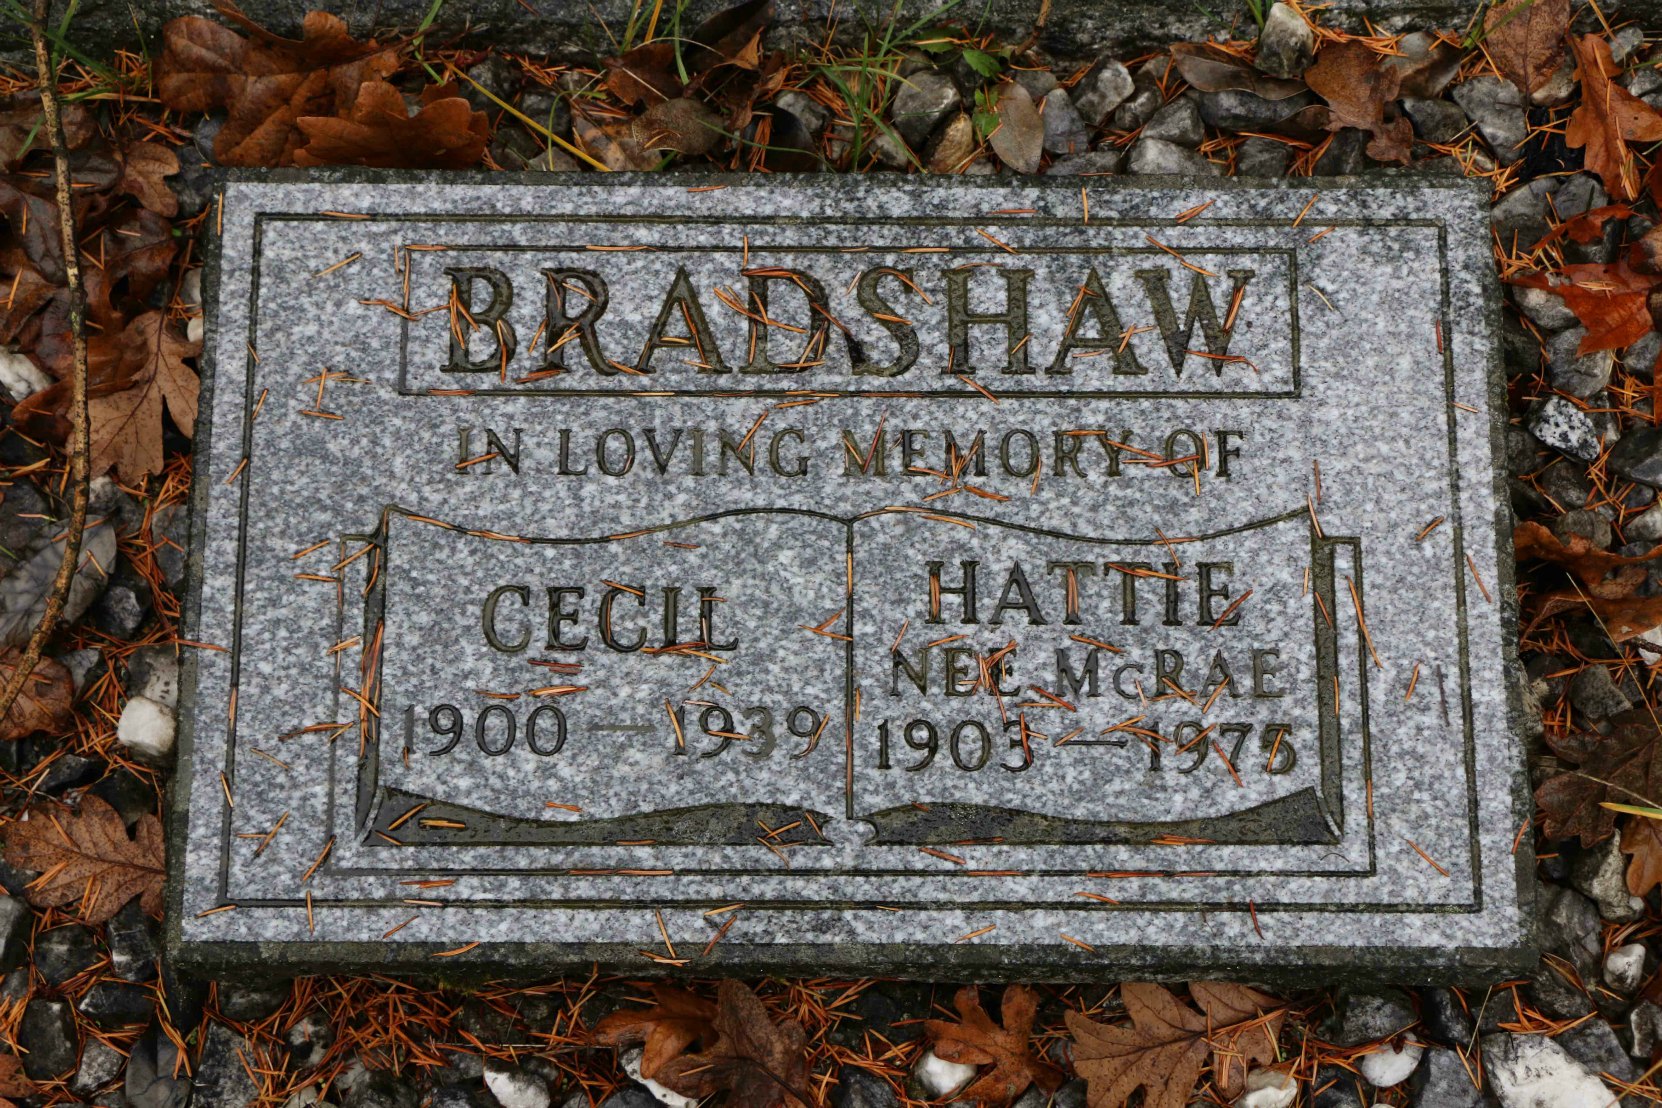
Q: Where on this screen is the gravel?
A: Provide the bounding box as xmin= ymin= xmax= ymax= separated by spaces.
xmin=1254 ymin=2 xmax=1315 ymax=78
xmin=890 ymin=71 xmax=960 ymax=149
xmin=1126 ymin=137 xmax=1219 ymax=175
xmin=1451 ymin=76 xmax=1529 ymax=164
xmin=1071 ymin=58 xmax=1134 ymax=126
xmin=1139 ymin=97 xmax=1204 ymax=146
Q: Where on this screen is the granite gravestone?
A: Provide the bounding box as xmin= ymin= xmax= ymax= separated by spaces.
xmin=170 ymin=173 xmax=1533 ymax=981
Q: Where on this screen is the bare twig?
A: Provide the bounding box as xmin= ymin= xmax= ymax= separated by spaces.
xmin=0 ymin=0 xmax=91 ymax=723
xmin=1015 ymin=0 xmax=1053 ymax=56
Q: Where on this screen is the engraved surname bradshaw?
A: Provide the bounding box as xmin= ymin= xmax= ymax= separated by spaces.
xmin=402 ymin=243 xmax=1299 ymax=396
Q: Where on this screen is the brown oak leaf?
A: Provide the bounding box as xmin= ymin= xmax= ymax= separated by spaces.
xmin=1484 ymin=0 xmax=1571 ymax=96
xmin=654 ymin=980 xmax=809 ymax=1108
xmin=158 ymin=7 xmax=399 ymax=167
xmin=1303 ymin=40 xmax=1412 ymax=164
xmin=87 ymin=311 xmax=201 ymax=484
xmin=1549 ymin=260 xmax=1661 ymax=354
xmin=593 ymin=984 xmax=718 ymax=1079
xmin=0 ymin=650 xmax=73 ymax=742
xmin=2 ymin=796 xmax=165 ymax=922
xmin=924 ymin=985 xmax=1064 ymax=1106
xmin=293 ymin=80 xmax=488 ymax=169
xmin=1537 ymin=710 xmax=1662 ymax=846
xmin=1566 ymin=34 xmax=1662 ymax=200
xmin=1066 ymin=982 xmax=1285 ymax=1108
xmin=1621 ymin=815 xmax=1662 ymax=896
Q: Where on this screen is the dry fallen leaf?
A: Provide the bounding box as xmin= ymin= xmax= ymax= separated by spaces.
xmin=603 ymin=0 xmax=773 ymax=105
xmin=1484 ymin=0 xmax=1570 ymax=97
xmin=1515 ymin=262 xmax=1658 ymax=354
xmin=294 ymin=79 xmax=488 ymax=168
xmin=1169 ymin=42 xmax=1307 ymax=99
xmin=1067 ymin=982 xmax=1285 ymax=1108
xmin=0 ymin=650 xmax=73 ymax=742
xmin=988 ymin=81 xmax=1044 ymax=174
xmin=1566 ymin=34 xmax=1662 ymax=200
xmin=87 ymin=310 xmax=201 ymax=484
xmin=0 ymin=1054 xmax=33 ymax=1108
xmin=1514 ymin=520 xmax=1662 ymax=598
xmin=634 ymin=97 xmax=725 ymax=156
xmin=1622 ymin=815 xmax=1662 ymax=896
xmin=116 ymin=141 xmax=181 ymax=217
xmin=3 ymin=796 xmax=166 ymax=923
xmin=1537 ymin=711 xmax=1662 ymax=847
xmin=572 ymin=107 xmax=658 ymax=171
xmin=593 ymin=985 xmax=718 ymax=1079
xmin=158 ymin=7 xmax=399 ymax=167
xmin=654 ymin=980 xmax=809 ymax=1108
xmin=924 ymin=985 xmax=1064 ymax=1106
xmin=1303 ymin=40 xmax=1412 ymax=164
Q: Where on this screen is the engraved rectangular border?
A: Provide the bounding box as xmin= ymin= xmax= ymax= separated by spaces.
xmin=186 ymin=193 xmax=1491 ymax=926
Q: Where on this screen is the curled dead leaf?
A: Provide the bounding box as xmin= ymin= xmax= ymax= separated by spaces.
xmin=86 ymin=311 xmax=201 ymax=484
xmin=1538 ymin=711 xmax=1662 ymax=846
xmin=0 ymin=650 xmax=73 ymax=742
xmin=1621 ymin=815 xmax=1662 ymax=896
xmin=653 ymin=980 xmax=809 ymax=1108
xmin=1514 ymin=520 xmax=1662 ymax=599
xmin=603 ymin=0 xmax=773 ymax=106
xmin=158 ymin=7 xmax=399 ymax=167
xmin=1303 ymin=40 xmax=1412 ymax=165
xmin=1169 ymin=42 xmax=1307 ymax=99
xmin=593 ymin=985 xmax=718 ymax=1078
xmin=117 ymin=141 xmax=181 ymax=217
xmin=634 ymin=97 xmax=725 ymax=156
xmin=1067 ymin=982 xmax=1285 ymax=1108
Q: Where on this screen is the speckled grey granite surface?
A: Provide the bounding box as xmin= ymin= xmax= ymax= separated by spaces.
xmin=168 ymin=172 xmax=1533 ymax=983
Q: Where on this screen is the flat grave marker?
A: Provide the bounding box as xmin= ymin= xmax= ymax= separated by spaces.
xmin=170 ymin=173 xmax=1533 ymax=980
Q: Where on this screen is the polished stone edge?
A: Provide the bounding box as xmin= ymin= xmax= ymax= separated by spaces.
xmin=167 ymin=932 xmax=1540 ymax=988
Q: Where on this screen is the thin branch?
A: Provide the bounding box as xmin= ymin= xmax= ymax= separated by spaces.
xmin=0 ymin=0 xmax=91 ymax=723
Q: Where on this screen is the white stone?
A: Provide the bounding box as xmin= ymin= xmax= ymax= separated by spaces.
xmin=1357 ymin=1041 xmax=1423 ymax=1088
xmin=484 ymin=1062 xmax=550 ymax=1108
xmin=116 ymin=695 xmax=176 ymax=761
xmin=187 ymin=316 xmax=203 ymax=345
xmin=1236 ymin=1066 xmax=1297 ymax=1108
xmin=1485 ymin=1034 xmax=1614 ymax=1108
xmin=620 ymin=1047 xmax=698 ymax=1108
xmin=181 ymin=268 xmax=202 ymax=310
xmin=913 ymin=1050 xmax=977 ymax=1098
xmin=1605 ymin=943 xmax=1647 ymax=993
xmin=0 ymin=348 xmax=49 ymax=402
